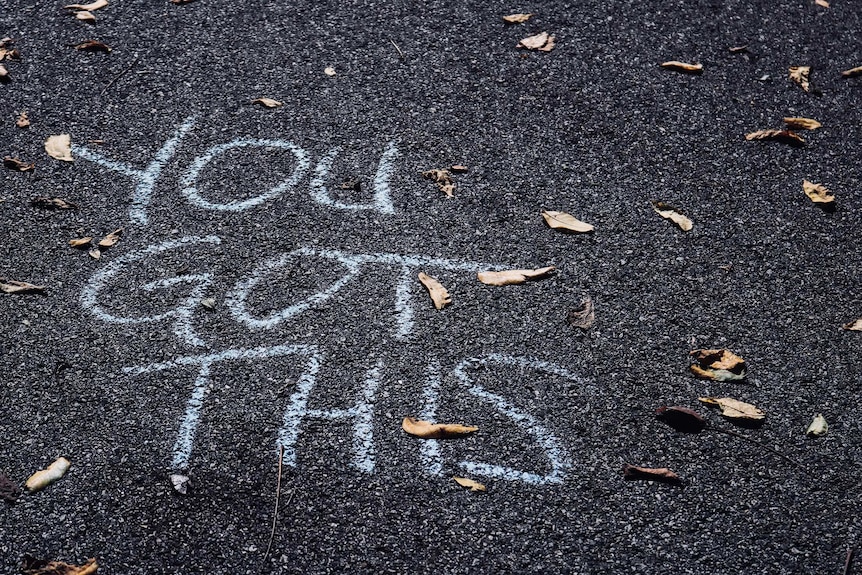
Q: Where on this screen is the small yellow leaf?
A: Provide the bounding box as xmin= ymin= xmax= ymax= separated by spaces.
xmin=477 ymin=266 xmax=555 ymax=286
xmin=324 ymin=66 xmax=336 ymax=76
xmin=783 ymin=117 xmax=821 ymax=130
xmin=541 ymin=210 xmax=594 ymax=233
xmin=699 ymin=397 xmax=765 ymax=421
xmin=64 ymin=0 xmax=107 ymax=10
xmin=252 ymin=97 xmax=283 ymax=108
xmin=453 ymin=477 xmax=486 ymax=492
xmin=418 ymin=272 xmax=451 ymax=310
xmin=660 ymin=61 xmax=703 ymax=74
xmin=841 ymin=66 xmax=862 ymax=78
xmin=841 ymin=318 xmax=862 ymax=331
xmin=98 ymin=228 xmax=123 ymax=248
xmin=517 ymin=32 xmax=555 ymax=52
xmin=502 ymin=13 xmax=534 ymax=24
xmin=69 ymin=237 xmax=92 ymax=248
xmin=25 ymin=457 xmax=71 ymax=492
xmin=806 ymin=414 xmax=828 ymax=437
xmin=651 ymin=201 xmax=692 ymax=231
xmin=802 ymin=180 xmax=834 ymax=204
xmin=789 ymin=66 xmax=811 ymax=92
xmin=20 ymin=556 xmax=98 ymax=575
xmin=45 ymin=134 xmax=74 ymax=162
xmin=745 ymin=129 xmax=805 ymax=146
xmin=402 ymin=417 xmax=477 ymax=439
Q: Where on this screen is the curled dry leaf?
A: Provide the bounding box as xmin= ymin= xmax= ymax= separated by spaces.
xmin=0 ymin=278 xmax=45 ymax=294
xmin=815 ymin=0 xmax=829 ymax=8
xmin=656 ymin=406 xmax=707 ymax=434
xmin=841 ymin=318 xmax=862 ymax=331
xmin=541 ymin=210 xmax=594 ymax=233
xmin=744 ymin=129 xmax=804 ymax=147
xmin=567 ymin=297 xmax=595 ymax=329
xmin=252 ymin=97 xmax=283 ymax=108
xmin=31 ymin=197 xmax=78 ymax=210
xmin=728 ymin=45 xmax=748 ymax=54
xmin=89 ymin=247 xmax=101 ymax=260
xmin=0 ymin=470 xmax=21 ymax=504
xmin=402 ymin=417 xmax=477 ymax=439
xmin=418 ymin=272 xmax=451 ymax=310
xmin=45 ymin=134 xmax=74 ymax=162
xmin=503 ymin=13 xmax=534 ymax=24
xmin=20 ymin=556 xmax=98 ymax=575
xmin=651 ymin=201 xmax=692 ymax=231
xmin=74 ymin=40 xmax=111 ymax=52
xmin=25 ymin=457 xmax=71 ymax=492
xmin=69 ymin=237 xmax=92 ymax=248
xmin=64 ymin=0 xmax=107 ymax=10
xmin=802 ymin=180 xmax=835 ymax=205
xmin=75 ymin=11 xmax=96 ymax=23
xmin=16 ymin=111 xmax=29 ymax=128
xmin=97 ymin=228 xmax=123 ymax=248
xmin=477 ymin=266 xmax=555 ymax=286
xmin=3 ymin=156 xmax=34 ymax=172
xmin=783 ymin=117 xmax=821 ymax=130
xmin=170 ymin=473 xmax=190 ymax=495
xmin=660 ymin=61 xmax=703 ymax=74
xmin=517 ymin=31 xmax=555 ymax=52
xmin=699 ymin=397 xmax=765 ymax=422
xmin=689 ymin=348 xmax=747 ymax=382
xmin=324 ymin=66 xmax=336 ymax=76
xmin=789 ymin=66 xmax=811 ymax=92
xmin=622 ymin=464 xmax=682 ymax=485
xmin=841 ymin=66 xmax=862 ymax=78
xmin=806 ymin=414 xmax=828 ymax=437
xmin=421 ymin=168 xmax=455 ymax=197
xmin=453 ymin=477 xmax=486 ymax=492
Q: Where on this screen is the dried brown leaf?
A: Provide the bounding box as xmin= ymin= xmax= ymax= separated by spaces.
xmin=421 ymin=169 xmax=455 ymax=197
xmin=16 ymin=111 xmax=29 ymax=128
xmin=31 ymin=197 xmax=78 ymax=210
xmin=64 ymin=0 xmax=107 ymax=10
xmin=841 ymin=66 xmax=862 ymax=78
xmin=566 ymin=297 xmax=595 ymax=329
xmin=517 ymin=31 xmax=555 ymax=52
xmin=842 ymin=318 xmax=862 ymax=331
xmin=789 ymin=66 xmax=811 ymax=92
xmin=783 ymin=117 xmax=821 ymax=130
xmin=815 ymin=0 xmax=829 ymax=7
xmin=418 ymin=272 xmax=451 ymax=309
xmin=477 ymin=266 xmax=555 ymax=286
xmin=75 ymin=11 xmax=96 ymax=23
xmin=802 ymin=180 xmax=835 ymax=204
xmin=502 ymin=13 xmax=534 ymax=24
xmin=45 ymin=134 xmax=74 ymax=162
xmin=252 ymin=97 xmax=283 ymax=108
xmin=3 ymin=156 xmax=34 ymax=172
xmin=689 ymin=348 xmax=747 ymax=381
xmin=660 ymin=60 xmax=703 ymax=74
xmin=324 ymin=66 xmax=336 ymax=76
xmin=74 ymin=40 xmax=111 ymax=52
xmin=0 ymin=64 xmax=9 ymax=82
xmin=69 ymin=237 xmax=92 ymax=248
xmin=744 ymin=129 xmax=805 ymax=147
xmin=449 ymin=165 xmax=468 ymax=173
xmin=453 ymin=477 xmax=486 ymax=492
xmin=541 ymin=210 xmax=594 ymax=233
xmin=171 ymin=0 xmax=196 ymax=3
xmin=0 ymin=278 xmax=45 ymax=294
xmin=622 ymin=464 xmax=682 ymax=484
xmin=402 ymin=417 xmax=477 ymax=439
xmin=25 ymin=457 xmax=70 ymax=492
xmin=97 ymin=228 xmax=123 ymax=248
xmin=88 ymin=247 xmax=102 ymax=260
xmin=656 ymin=406 xmax=707 ymax=433
xmin=728 ymin=45 xmax=748 ymax=54
xmin=0 ymin=470 xmax=20 ymax=504
xmin=651 ymin=201 xmax=692 ymax=231
xmin=20 ymin=556 xmax=98 ymax=575
xmin=699 ymin=397 xmax=765 ymax=421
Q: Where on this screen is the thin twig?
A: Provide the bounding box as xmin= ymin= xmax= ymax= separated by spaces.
xmin=844 ymin=547 xmax=856 ymax=575
xmin=263 ymin=445 xmax=285 ymax=563
xmin=389 ymin=38 xmax=404 ymax=60
xmin=101 ymin=54 xmax=140 ymax=95
xmin=709 ymin=428 xmax=805 ymax=469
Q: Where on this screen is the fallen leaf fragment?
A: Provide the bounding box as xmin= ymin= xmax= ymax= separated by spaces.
xmin=88 ymin=247 xmax=101 ymax=260
xmin=421 ymin=168 xmax=455 ymax=197
xmin=477 ymin=266 xmax=555 ymax=286
xmin=622 ymin=464 xmax=682 ymax=485
xmin=3 ymin=156 xmax=34 ymax=172
xmin=789 ymin=66 xmax=811 ymax=92
xmin=69 ymin=237 xmax=92 ymax=248
xmin=170 ymin=0 xmax=196 ymax=3
xmin=651 ymin=201 xmax=692 ymax=231
xmin=567 ymin=296 xmax=595 ymax=329
xmin=453 ymin=477 xmax=486 ymax=492
xmin=841 ymin=66 xmax=862 ymax=78
xmin=73 ymin=40 xmax=111 ymax=53
xmin=656 ymin=406 xmax=707 ymax=433
xmin=402 ymin=417 xmax=477 ymax=439
xmin=31 ymin=197 xmax=78 ymax=210
xmin=25 ymin=457 xmax=71 ymax=492
xmin=0 ymin=278 xmax=45 ymax=294
xmin=541 ymin=210 xmax=594 ymax=233
xmin=170 ymin=473 xmax=190 ymax=495
xmin=783 ymin=117 xmax=821 ymax=130
xmin=744 ymin=129 xmax=804 ymax=147
xmin=16 ymin=111 xmax=29 ymax=128
xmin=64 ymin=0 xmax=107 ymax=10
xmin=699 ymin=397 xmax=765 ymax=422
xmin=45 ymin=134 xmax=74 ymax=162
xmin=20 ymin=555 xmax=98 ymax=575
xmin=802 ymin=180 xmax=835 ymax=204
xmin=689 ymin=348 xmax=747 ymax=381
xmin=201 ymin=298 xmax=216 ymax=310
xmin=842 ymin=318 xmax=862 ymax=331
xmin=660 ymin=61 xmax=703 ymax=74
xmin=517 ymin=31 xmax=555 ymax=52
xmin=0 ymin=38 xmax=19 ymax=62
xmin=418 ymin=272 xmax=451 ymax=309
xmin=503 ymin=13 xmax=534 ymax=24
xmin=75 ymin=11 xmax=96 ymax=23
xmin=815 ymin=0 xmax=829 ymax=7
xmin=97 ymin=228 xmax=123 ymax=248
xmin=806 ymin=414 xmax=828 ymax=437
xmin=0 ymin=470 xmax=21 ymax=504
xmin=728 ymin=45 xmax=748 ymax=54
xmin=252 ymin=97 xmax=283 ymax=108
xmin=449 ymin=164 xmax=468 ymax=173
xmin=324 ymin=66 xmax=336 ymax=76
xmin=0 ymin=64 xmax=9 ymax=82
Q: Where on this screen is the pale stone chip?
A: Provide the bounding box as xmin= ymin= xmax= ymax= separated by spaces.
xmin=45 ymin=134 xmax=74 ymax=162
xmin=806 ymin=414 xmax=828 ymax=437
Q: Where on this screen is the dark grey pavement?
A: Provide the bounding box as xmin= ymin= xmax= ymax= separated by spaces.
xmin=1 ymin=0 xmax=861 ymax=573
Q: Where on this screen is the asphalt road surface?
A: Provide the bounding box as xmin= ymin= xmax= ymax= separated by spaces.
xmin=2 ymin=0 xmax=861 ymax=573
